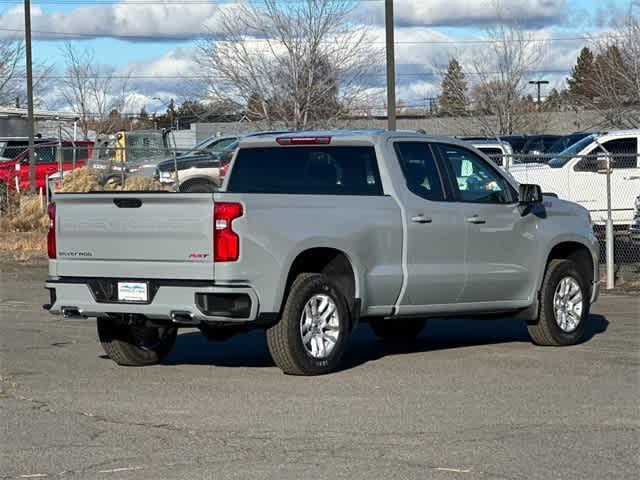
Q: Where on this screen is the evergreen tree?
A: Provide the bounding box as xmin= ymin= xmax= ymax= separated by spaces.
xmin=439 ymin=58 xmax=467 ymax=116
xmin=567 ymin=47 xmax=595 ymax=101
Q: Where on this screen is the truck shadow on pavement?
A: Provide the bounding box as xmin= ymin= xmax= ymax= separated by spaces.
xmin=162 ymin=314 xmax=609 ymax=371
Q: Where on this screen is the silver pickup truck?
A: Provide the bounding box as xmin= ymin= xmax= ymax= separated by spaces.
xmin=45 ymin=131 xmax=600 ymax=375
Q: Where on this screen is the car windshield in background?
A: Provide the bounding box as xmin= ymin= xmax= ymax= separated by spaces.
xmin=548 ymin=135 xmax=595 ymax=168
xmin=547 ymin=133 xmax=591 ymax=154
xmin=227 ymin=146 xmax=383 ymax=195
xmin=126 ymin=132 xmax=170 ymax=164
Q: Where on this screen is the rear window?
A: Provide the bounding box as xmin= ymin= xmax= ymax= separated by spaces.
xmin=227 ymin=146 xmax=383 ymax=195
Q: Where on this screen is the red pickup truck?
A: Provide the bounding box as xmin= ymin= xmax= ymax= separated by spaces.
xmin=0 ymin=141 xmax=93 ymax=192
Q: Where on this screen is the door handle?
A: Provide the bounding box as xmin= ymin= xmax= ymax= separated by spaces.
xmin=623 ymin=175 xmax=640 ymax=180
xmin=411 ymin=214 xmax=433 ymax=224
xmin=466 ymin=215 xmax=487 ymax=224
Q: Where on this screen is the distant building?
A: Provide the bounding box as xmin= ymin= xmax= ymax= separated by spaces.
xmin=0 ymin=107 xmax=79 ymax=138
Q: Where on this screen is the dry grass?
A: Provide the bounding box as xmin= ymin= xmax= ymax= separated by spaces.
xmin=0 ymin=196 xmax=48 ymax=233
xmin=0 ymin=232 xmax=46 ymax=261
xmin=59 ymin=168 xmax=102 ymax=192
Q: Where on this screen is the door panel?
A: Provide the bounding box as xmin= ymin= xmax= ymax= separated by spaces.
xmin=435 ymin=143 xmax=538 ymax=303
xmin=461 ymin=203 xmax=539 ymax=302
xmin=393 ymin=141 xmax=467 ymax=309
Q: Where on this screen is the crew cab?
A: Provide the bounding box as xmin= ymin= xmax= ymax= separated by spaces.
xmin=0 ymin=141 xmax=93 ymax=192
xmin=509 ymin=130 xmax=640 ymax=228
xmin=45 ymin=131 xmax=599 ymax=375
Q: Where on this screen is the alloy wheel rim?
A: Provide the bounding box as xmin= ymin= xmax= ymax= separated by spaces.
xmin=300 ymin=294 xmax=340 ymax=359
xmin=553 ymin=276 xmax=583 ymax=333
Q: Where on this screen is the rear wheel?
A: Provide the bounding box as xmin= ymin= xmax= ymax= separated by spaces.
xmin=369 ymin=318 xmax=426 ymax=341
xmin=97 ymin=317 xmax=177 ymax=366
xmin=266 ymin=273 xmax=350 ymax=375
xmin=527 ymin=259 xmax=589 ymax=346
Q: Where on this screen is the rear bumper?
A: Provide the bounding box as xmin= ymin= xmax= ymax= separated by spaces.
xmin=45 ymin=277 xmax=260 ymax=324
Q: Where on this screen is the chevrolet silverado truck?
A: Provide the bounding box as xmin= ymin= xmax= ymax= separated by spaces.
xmin=45 ymin=131 xmax=600 ymax=375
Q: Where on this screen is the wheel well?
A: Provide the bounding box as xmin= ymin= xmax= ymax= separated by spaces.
xmin=283 ymin=248 xmax=356 ymax=314
xmin=546 ymin=242 xmax=594 ymax=284
xmin=178 ymin=177 xmax=217 ymax=191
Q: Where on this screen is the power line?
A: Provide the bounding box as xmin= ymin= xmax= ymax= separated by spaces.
xmin=9 ymin=69 xmax=571 ymax=79
xmin=0 ymin=25 xmax=608 ymax=44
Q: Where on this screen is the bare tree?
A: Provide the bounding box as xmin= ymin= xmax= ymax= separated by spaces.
xmin=586 ymin=11 xmax=640 ymax=128
xmin=0 ymin=39 xmax=24 ymax=106
xmin=469 ymin=19 xmax=546 ymax=134
xmin=196 ymin=0 xmax=380 ymax=130
xmin=60 ymin=42 xmax=132 ymax=138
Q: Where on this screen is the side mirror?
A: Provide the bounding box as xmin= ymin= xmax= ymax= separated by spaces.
xmin=518 ymin=184 xmax=543 ymax=214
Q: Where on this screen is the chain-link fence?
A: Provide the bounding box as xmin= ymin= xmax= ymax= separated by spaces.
xmin=1 ymin=140 xmax=639 ymax=287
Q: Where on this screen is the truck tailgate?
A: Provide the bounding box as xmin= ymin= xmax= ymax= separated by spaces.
xmin=52 ymin=193 xmax=215 ymax=280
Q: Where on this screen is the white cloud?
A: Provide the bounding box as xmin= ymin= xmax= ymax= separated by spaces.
xmin=0 ymin=1 xmax=232 ymax=40
xmin=359 ymin=0 xmax=566 ymax=28
xmin=0 ymin=0 xmax=567 ymax=41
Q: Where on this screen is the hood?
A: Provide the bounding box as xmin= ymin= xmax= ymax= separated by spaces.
xmin=156 ymin=152 xmax=222 ymax=172
xmin=509 ymin=162 xmax=551 ymax=171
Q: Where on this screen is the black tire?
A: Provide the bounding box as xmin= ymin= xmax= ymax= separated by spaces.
xmin=97 ymin=317 xmax=177 ymax=366
xmin=527 ymin=259 xmax=590 ymax=346
xmin=266 ymin=273 xmax=351 ymax=375
xmin=180 ymin=181 xmax=217 ymax=193
xmin=369 ymin=318 xmax=426 ymax=341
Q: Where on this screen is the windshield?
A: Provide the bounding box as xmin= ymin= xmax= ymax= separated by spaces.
xmin=126 ymin=132 xmax=170 ymax=164
xmin=547 ymin=134 xmax=589 ymax=154
xmin=548 ymin=135 xmax=595 ymax=168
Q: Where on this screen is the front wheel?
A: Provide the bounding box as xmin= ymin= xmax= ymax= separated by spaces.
xmin=97 ymin=317 xmax=177 ymax=366
xmin=527 ymin=259 xmax=590 ymax=346
xmin=266 ymin=273 xmax=350 ymax=375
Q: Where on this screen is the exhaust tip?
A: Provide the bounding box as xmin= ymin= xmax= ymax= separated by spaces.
xmin=61 ymin=306 xmax=83 ymax=318
xmin=170 ymin=310 xmax=199 ymax=325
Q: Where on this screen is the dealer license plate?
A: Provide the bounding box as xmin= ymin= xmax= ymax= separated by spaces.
xmin=117 ymin=282 xmax=148 ymax=302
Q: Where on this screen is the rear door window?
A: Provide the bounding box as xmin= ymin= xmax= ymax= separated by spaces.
xmin=227 ymin=146 xmax=383 ymax=195
xmin=393 ymin=142 xmax=445 ymax=201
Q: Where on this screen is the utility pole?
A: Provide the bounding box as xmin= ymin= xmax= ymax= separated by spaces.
xmin=528 ymin=80 xmax=549 ymax=111
xmin=385 ymin=0 xmax=396 ymax=131
xmin=24 ymin=0 xmax=36 ymax=193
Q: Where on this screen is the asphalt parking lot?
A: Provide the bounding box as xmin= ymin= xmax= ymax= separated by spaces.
xmin=1 ymin=261 xmax=639 ymax=480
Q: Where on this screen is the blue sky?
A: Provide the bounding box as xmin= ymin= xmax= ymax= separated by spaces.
xmin=0 ymin=0 xmax=636 ymax=110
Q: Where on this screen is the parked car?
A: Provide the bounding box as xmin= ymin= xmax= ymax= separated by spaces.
xmin=156 ymin=131 xmax=289 ymax=192
xmin=500 ymin=135 xmax=529 ymax=153
xmin=0 ymin=140 xmax=93 ymax=192
xmin=521 ymin=134 xmax=561 ymax=156
xmin=468 ymin=140 xmax=514 ymax=168
xmin=45 ymin=130 xmax=599 ymax=375
xmin=0 ymin=136 xmax=56 ymax=161
xmin=509 ymin=130 xmax=640 ymax=228
xmin=547 ymin=132 xmax=593 ymax=155
xmin=177 ymin=134 xmax=238 ymax=158
xmin=630 ymin=195 xmax=640 ymax=244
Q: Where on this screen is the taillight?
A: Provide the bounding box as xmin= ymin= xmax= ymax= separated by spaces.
xmin=220 ymin=163 xmax=229 ymax=178
xmin=214 ymin=202 xmax=242 ymax=262
xmin=47 ymin=202 xmax=56 ymax=259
